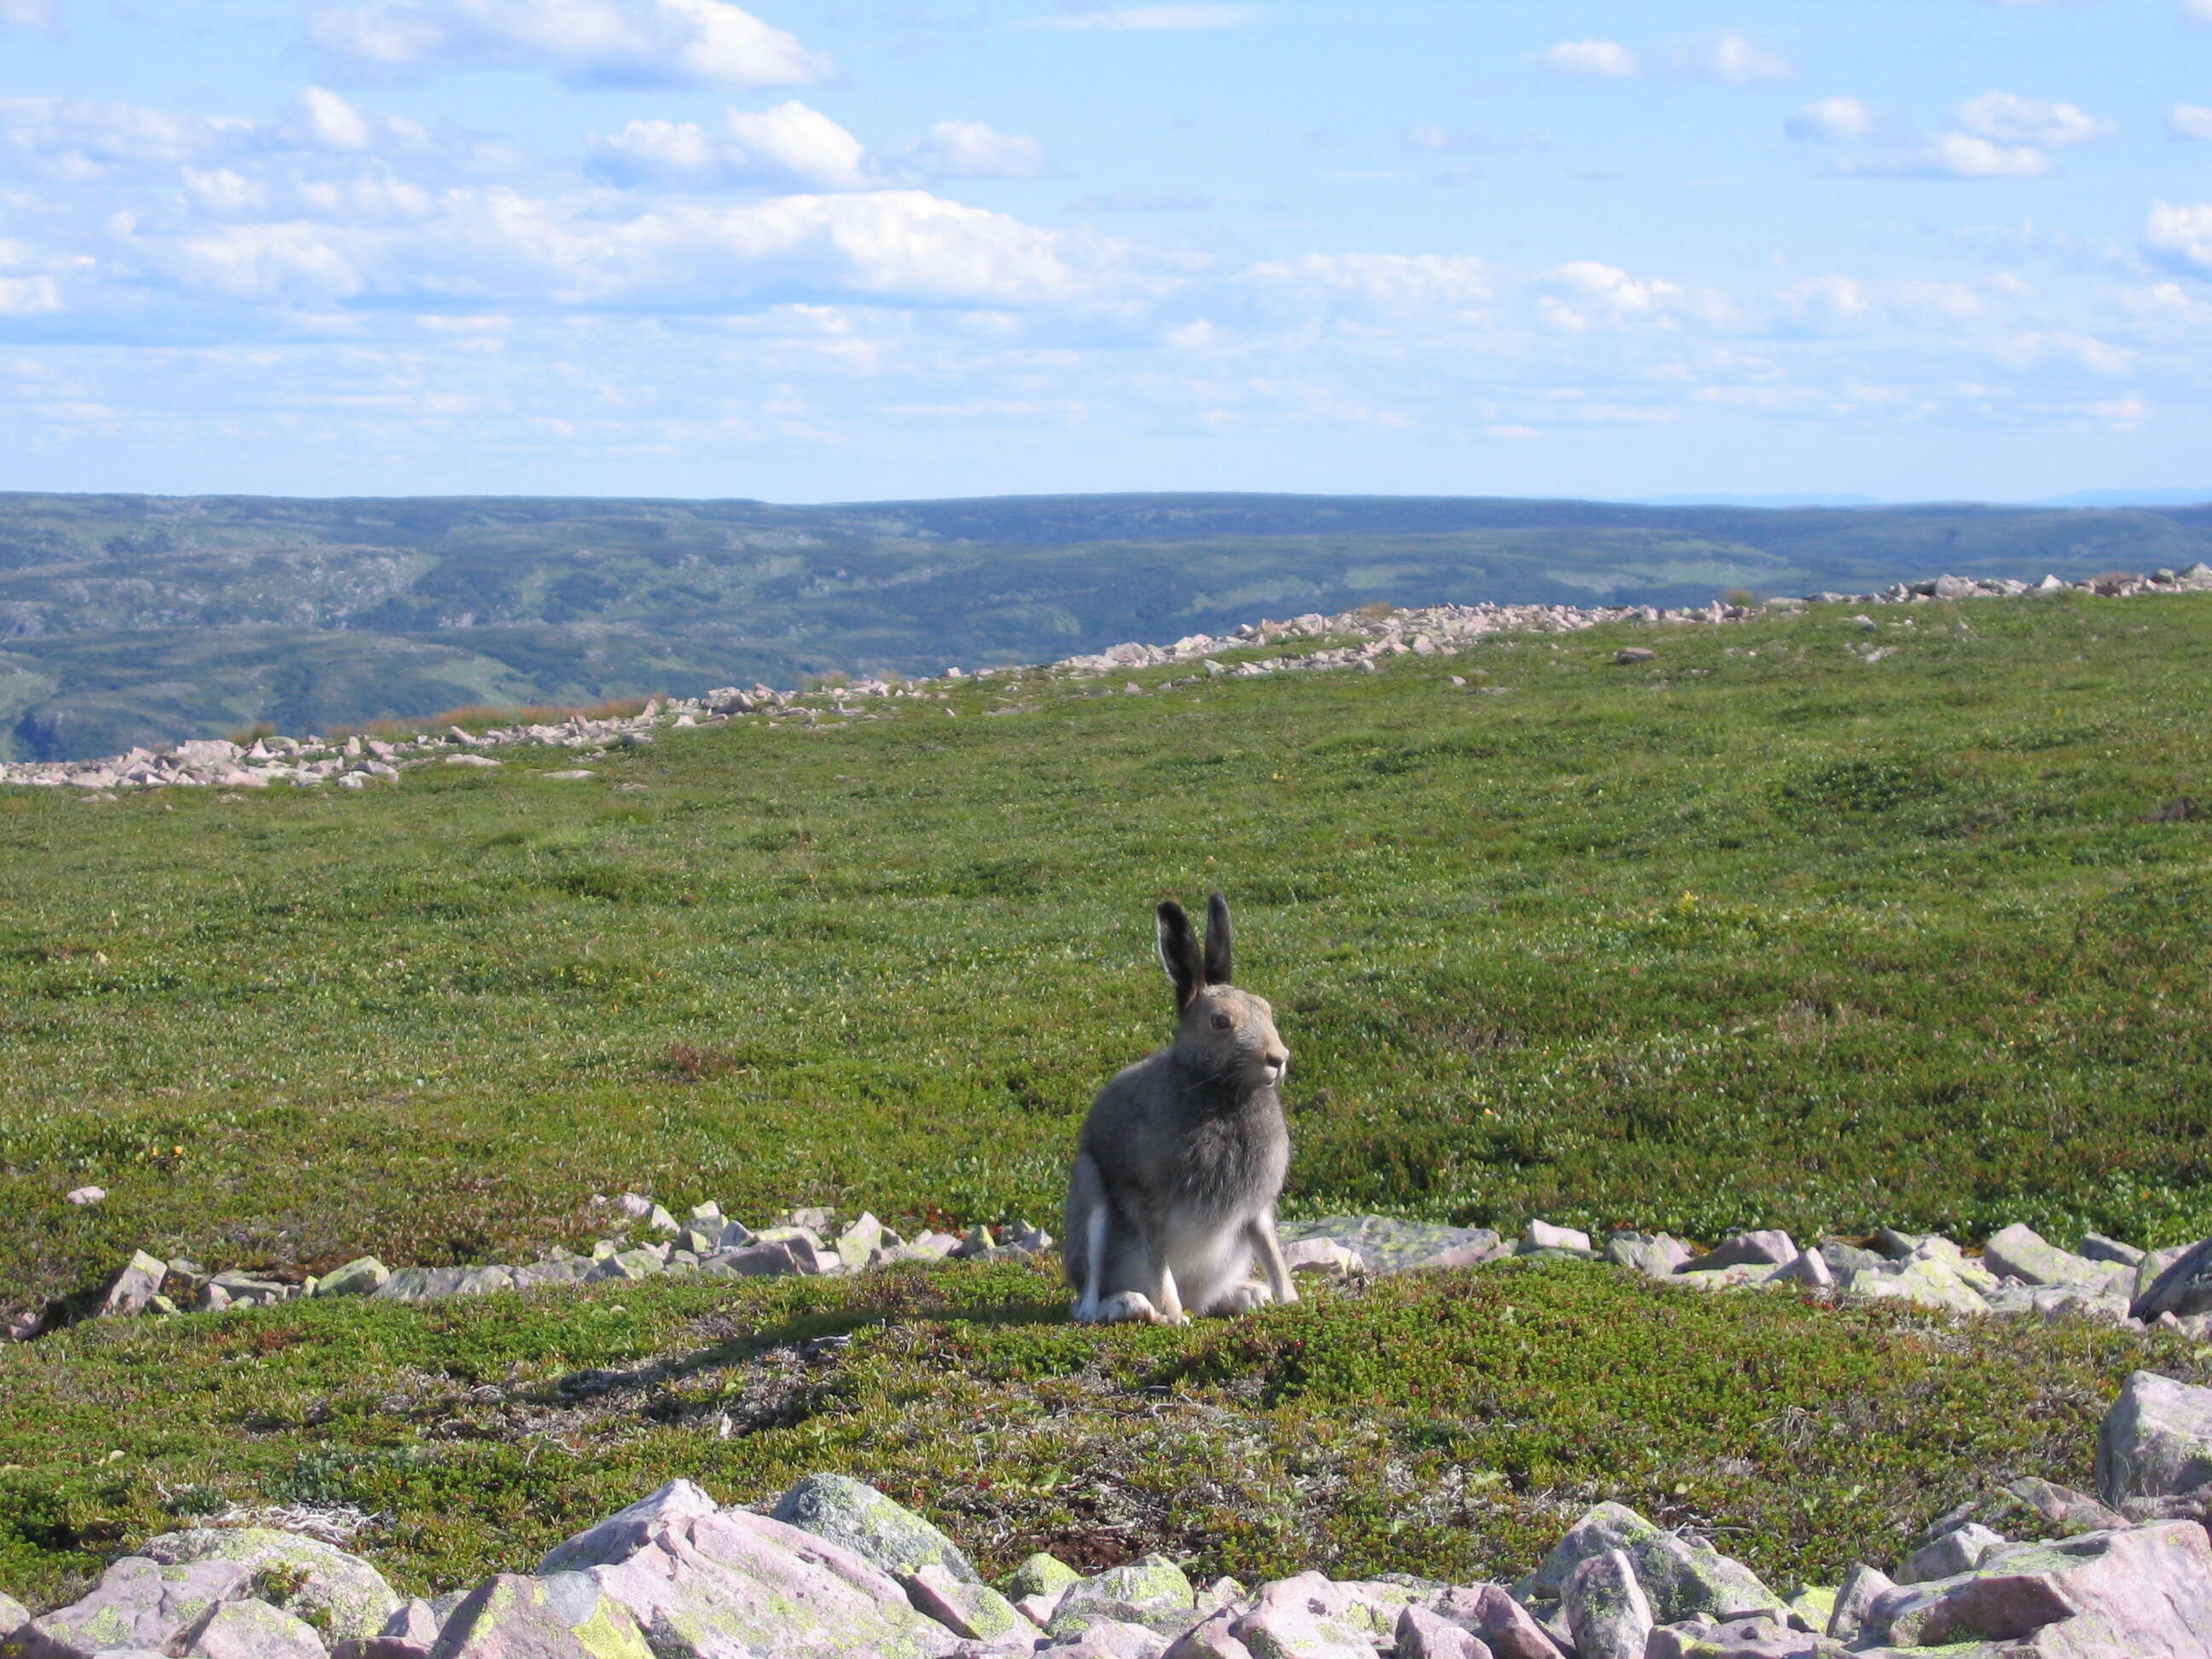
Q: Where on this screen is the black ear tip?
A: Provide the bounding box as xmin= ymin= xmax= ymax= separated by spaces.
xmin=1157 ymin=899 xmax=1188 ymax=927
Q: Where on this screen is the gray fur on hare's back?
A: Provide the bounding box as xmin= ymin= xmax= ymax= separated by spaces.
xmin=1062 ymin=893 xmax=1297 ymax=1324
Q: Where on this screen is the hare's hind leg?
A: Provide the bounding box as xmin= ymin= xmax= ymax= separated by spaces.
xmin=1067 ymin=1155 xmax=1165 ymax=1324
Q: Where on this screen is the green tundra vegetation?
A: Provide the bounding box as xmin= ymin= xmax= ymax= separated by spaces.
xmin=4 ymin=489 xmax=2211 ymax=759
xmin=2 ymin=586 xmax=2211 ymax=1613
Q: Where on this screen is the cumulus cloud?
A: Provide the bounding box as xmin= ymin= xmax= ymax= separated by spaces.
xmin=1244 ymin=253 xmax=1491 ymax=314
xmin=591 ymin=102 xmax=873 ymax=189
xmin=1672 ymin=34 xmax=1794 ymax=86
xmin=1786 ymin=97 xmax=1874 ymax=142
xmin=0 ymin=0 xmax=58 ymax=28
xmin=1955 ymin=90 xmax=2112 ymax=148
xmin=2146 ymin=200 xmax=2212 ymax=276
xmin=2174 ymin=105 xmax=2212 ymax=140
xmin=1540 ymin=39 xmax=1639 ymax=78
xmin=1533 ymin=261 xmax=1732 ymax=333
xmin=883 ymin=121 xmax=1049 ymax=179
xmin=1842 ymin=132 xmax=2054 ymax=179
xmin=1015 ymin=6 xmax=1256 ymax=29
xmin=306 ymin=0 xmax=831 ymax=89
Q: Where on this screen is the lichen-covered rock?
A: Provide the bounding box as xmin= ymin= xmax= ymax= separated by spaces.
xmin=1643 ymin=1615 xmax=1850 ymax=1657
xmin=315 ymin=1259 xmax=391 ymax=1298
xmin=1680 ymin=1232 xmax=1796 ymax=1274
xmin=429 ymin=1575 xmax=650 ymax=1659
xmin=901 ymin=1566 xmax=1028 ymax=1643
xmin=1274 ymin=1219 xmax=1502 ymax=1274
xmin=1524 ymin=1503 xmax=1665 ymax=1600
xmin=1046 ymin=1558 xmax=1197 ymax=1641
xmin=102 ymin=1251 xmax=169 ymax=1316
xmin=1007 ymin=1556 xmax=1081 ymax=1604
xmin=1822 ymin=1564 xmax=1891 ymax=1646
xmin=1430 ymin=1588 xmax=1559 ymax=1659
xmin=1035 ymin=1620 xmax=1168 ymax=1659
xmin=1392 ymin=1607 xmax=1489 ymax=1659
xmin=183 ymin=1598 xmax=329 ymax=1659
xmin=1604 ymin=1233 xmax=1693 ymax=1279
xmin=1859 ymin=1522 xmax=2212 ymax=1655
xmin=333 ymin=1598 xmax=443 ymax=1659
xmin=14 ymin=1557 xmax=255 ymax=1659
xmin=1 ymin=1589 xmax=30 ymax=1640
xmin=1563 ymin=1551 xmax=1651 ymax=1659
xmin=577 ymin=1507 xmax=959 ymax=1659
xmin=1982 ymin=1225 xmax=2122 ymax=1293
xmin=1629 ymin=1534 xmax=1787 ymax=1626
xmin=1842 ymin=1255 xmax=1989 ymax=1316
xmin=2130 ymin=1237 xmax=2212 ymax=1321
xmin=2096 ymin=1370 xmax=2212 ymax=1506
xmin=1895 ymin=1522 xmax=2006 ymax=1586
xmin=141 ymin=1528 xmax=401 ymax=1643
xmin=537 ymin=1480 xmax=722 ymax=1575
xmin=771 ymin=1475 xmax=980 ymax=1586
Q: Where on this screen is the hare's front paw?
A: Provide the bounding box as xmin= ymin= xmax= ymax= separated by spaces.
xmin=1081 ymin=1292 xmax=1164 ymax=1324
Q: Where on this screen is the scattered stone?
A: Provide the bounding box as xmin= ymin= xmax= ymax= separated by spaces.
xmin=183 ymin=1598 xmax=329 ymax=1659
xmin=1982 ymin=1223 xmax=2124 ymax=1292
xmin=1433 ymin=1586 xmax=1564 ymax=1659
xmin=102 ymin=1250 xmax=169 ymax=1316
xmin=1563 ymin=1551 xmax=1652 ymax=1659
xmin=538 ymin=1480 xmax=722 ymax=1575
xmin=2097 ymin=1370 xmax=2212 ymax=1506
xmin=1277 ymin=1218 xmax=1503 ymax=1273
xmin=1604 ymin=1232 xmax=1694 ymax=1278
xmin=1822 ymin=1564 xmax=1891 ymax=1645
xmin=1281 ymin=1238 xmax=1366 ymax=1278
xmin=65 ymin=1186 xmax=105 ymax=1206
xmin=699 ymin=1243 xmax=800 ymax=1278
xmin=315 ymin=1258 xmax=391 ymax=1298
xmin=2130 ymin=1237 xmax=2212 ymax=1321
xmin=1895 ymin=1522 xmax=2007 ymax=1585
xmin=1521 ymin=1220 xmax=1592 ymax=1254
xmin=1394 ymin=1605 xmax=1490 ymax=1659
xmin=2079 ymin=1232 xmax=2145 ymax=1268
xmin=901 ymin=1565 xmax=1028 ymax=1643
xmin=1766 ymin=1250 xmax=1833 ymax=1290
xmin=1045 ymin=1557 xmax=1197 ymax=1640
xmin=431 ymin=1573 xmax=649 ymax=1659
xmin=14 ymin=1556 xmax=256 ymax=1659
xmin=142 ymin=1528 xmax=402 ymax=1642
xmin=1680 ymin=1231 xmax=1796 ymax=1274
xmin=1614 ymin=648 xmax=1656 ymax=665
xmin=1007 ymin=1555 xmax=1081 ymax=1604
xmin=772 ymin=1474 xmax=981 ymax=1585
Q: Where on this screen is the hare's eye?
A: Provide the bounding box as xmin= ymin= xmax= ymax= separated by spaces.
xmin=1210 ymin=1013 xmax=1232 ymax=1031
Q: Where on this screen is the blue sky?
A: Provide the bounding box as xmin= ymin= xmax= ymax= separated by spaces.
xmin=0 ymin=0 xmax=2207 ymax=502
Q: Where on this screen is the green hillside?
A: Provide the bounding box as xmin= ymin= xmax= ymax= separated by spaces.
xmin=3 ymin=585 xmax=2211 ymax=1613
xmin=5 ymin=490 xmax=2210 ymax=758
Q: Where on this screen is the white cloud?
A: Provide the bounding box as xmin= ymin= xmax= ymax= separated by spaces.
xmin=1786 ymin=97 xmax=1874 ymax=143
xmin=1998 ymin=331 xmax=2133 ymax=374
xmin=1540 ymin=39 xmax=1640 ymax=78
xmin=2147 ymin=200 xmax=2212 ymax=277
xmin=0 ymin=0 xmax=58 ymax=28
xmin=1955 ymin=90 xmax=2112 ymax=148
xmin=1244 ymin=253 xmax=1491 ymax=314
xmin=2086 ymin=392 xmax=2147 ymax=426
xmin=1534 ymin=261 xmax=1738 ymax=332
xmin=2174 ymin=105 xmax=2212 ymax=141
xmin=2187 ymin=0 xmax=2212 ymax=20
xmin=1015 ymin=6 xmax=1256 ymax=29
xmin=0 ymin=275 xmax=62 ymax=312
xmin=1842 ymin=133 xmax=2053 ymax=179
xmin=884 ymin=120 xmax=1049 ymax=180
xmin=306 ymin=0 xmax=831 ymax=88
xmin=591 ymin=102 xmax=872 ymax=189
xmin=0 ymin=97 xmax=255 ymax=179
xmin=1673 ymin=34 xmax=1794 ymax=86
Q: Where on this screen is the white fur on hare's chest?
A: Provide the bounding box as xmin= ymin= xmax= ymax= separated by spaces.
xmin=1161 ymin=1202 xmax=1259 ymax=1310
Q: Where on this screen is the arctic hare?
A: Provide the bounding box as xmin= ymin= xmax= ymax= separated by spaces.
xmin=1063 ymin=893 xmax=1296 ymax=1324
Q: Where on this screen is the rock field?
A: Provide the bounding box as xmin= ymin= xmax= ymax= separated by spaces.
xmin=5 ymin=565 xmax=2208 ymax=795
xmin=7 ymin=1371 xmax=2212 ymax=1659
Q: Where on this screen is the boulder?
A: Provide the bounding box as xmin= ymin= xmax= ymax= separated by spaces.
xmin=1644 ymin=1615 xmax=1848 ymax=1657
xmin=1275 ymin=1219 xmax=1503 ymax=1274
xmin=1982 ymin=1225 xmax=2122 ymax=1292
xmin=183 ymin=1599 xmax=329 ymax=1659
xmin=1392 ymin=1606 xmax=1490 ymax=1659
xmin=1822 ymin=1564 xmax=1891 ymax=1645
xmin=14 ymin=1557 xmax=255 ymax=1659
xmin=1520 ymin=1221 xmax=1591 ymax=1254
xmin=1857 ymin=1522 xmax=2212 ymax=1655
xmin=836 ymin=1215 xmax=887 ymax=1271
xmin=2096 ymin=1371 xmax=2212 ymax=1506
xmin=102 ymin=1251 xmax=170 ymax=1316
xmin=1427 ymin=1587 xmax=1563 ymax=1659
xmin=2130 ymin=1237 xmax=2212 ymax=1321
xmin=315 ymin=1259 xmax=391 ymax=1298
xmin=1045 ymin=1557 xmax=1197 ymax=1640
xmin=1680 ymin=1232 xmax=1796 ymax=1274
xmin=538 ymin=1480 xmax=722 ymax=1575
xmin=142 ymin=1528 xmax=403 ymax=1643
xmin=1604 ymin=1233 xmax=1693 ymax=1278
xmin=1524 ymin=1503 xmax=1663 ymax=1599
xmin=1842 ymin=1256 xmax=1989 ymax=1316
xmin=1164 ymin=1575 xmax=1410 ymax=1659
xmin=1765 ymin=1251 xmax=1833 ymax=1290
xmin=901 ymin=1566 xmax=1028 ymax=1644
xmin=1037 ymin=1621 xmax=1168 ymax=1659
xmin=1629 ymin=1534 xmax=1788 ymax=1625
xmin=771 ymin=1474 xmax=980 ymax=1585
xmin=1 ymin=1591 xmax=29 ymax=1640
xmin=1006 ymin=1555 xmax=1081 ymax=1605
xmin=1280 ymin=1239 xmax=1366 ymax=1279
xmin=1563 ymin=1551 xmax=1651 ymax=1659
xmin=699 ymin=1243 xmax=800 ymax=1278
xmin=2077 ymin=1234 xmax=2144 ymax=1268
xmin=428 ymin=1574 xmax=650 ymax=1659
xmin=1895 ymin=1522 xmax=2006 ymax=1585
xmin=577 ymin=1507 xmax=958 ymax=1659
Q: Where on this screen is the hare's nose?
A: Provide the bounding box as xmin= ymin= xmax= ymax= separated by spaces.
xmin=1266 ymin=1050 xmax=1289 ymax=1078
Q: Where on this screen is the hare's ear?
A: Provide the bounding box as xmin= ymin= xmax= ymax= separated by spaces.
xmin=1203 ymin=891 xmax=1233 ymax=986
xmin=1156 ymin=901 xmax=1203 ymax=1010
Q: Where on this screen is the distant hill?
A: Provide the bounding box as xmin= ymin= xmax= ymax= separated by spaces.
xmin=4 ymin=489 xmax=2211 ymax=760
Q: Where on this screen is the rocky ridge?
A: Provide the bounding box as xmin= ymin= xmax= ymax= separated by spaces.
xmin=5 ymin=566 xmax=2208 ymax=795
xmin=7 ymin=1371 xmax=2212 ymax=1659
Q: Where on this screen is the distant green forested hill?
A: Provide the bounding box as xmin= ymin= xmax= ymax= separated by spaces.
xmin=3 ymin=489 xmax=2208 ymax=759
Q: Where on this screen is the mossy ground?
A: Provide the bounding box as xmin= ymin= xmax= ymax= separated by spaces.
xmin=5 ymin=592 xmax=2212 ymax=1611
